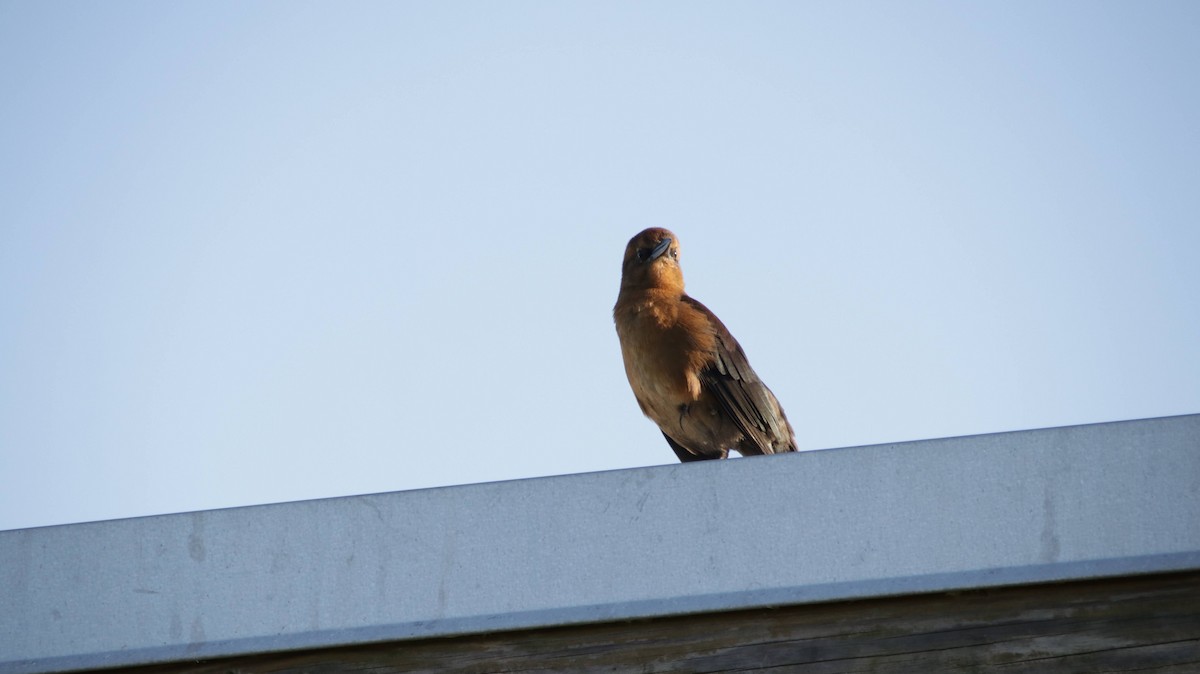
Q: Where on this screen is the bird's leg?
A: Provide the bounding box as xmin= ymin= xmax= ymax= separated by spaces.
xmin=677 ymin=403 xmax=690 ymax=431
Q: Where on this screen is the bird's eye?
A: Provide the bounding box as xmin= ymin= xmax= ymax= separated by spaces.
xmin=636 ymin=248 xmax=649 ymax=262
xmin=670 ymin=248 xmax=678 ymax=259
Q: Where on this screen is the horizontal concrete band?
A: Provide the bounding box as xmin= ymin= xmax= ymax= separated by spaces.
xmin=3 ymin=414 xmax=1199 ymax=674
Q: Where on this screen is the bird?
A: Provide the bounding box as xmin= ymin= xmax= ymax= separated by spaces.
xmin=613 ymin=227 xmax=797 ymax=462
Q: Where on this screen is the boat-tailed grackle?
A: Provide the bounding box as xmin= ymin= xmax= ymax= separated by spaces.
xmin=614 ymin=227 xmax=797 ymax=462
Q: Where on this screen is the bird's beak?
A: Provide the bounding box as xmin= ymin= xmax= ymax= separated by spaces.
xmin=647 ymin=237 xmax=672 ymax=262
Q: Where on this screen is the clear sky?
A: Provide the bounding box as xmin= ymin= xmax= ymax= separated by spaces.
xmin=2 ymin=1 xmax=1198 ymax=532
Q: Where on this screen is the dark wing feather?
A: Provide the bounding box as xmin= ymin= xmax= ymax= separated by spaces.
xmin=683 ymin=296 xmax=796 ymax=455
xmin=661 ymin=431 xmax=725 ymax=462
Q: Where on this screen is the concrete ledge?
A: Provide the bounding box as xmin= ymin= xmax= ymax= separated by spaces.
xmin=2 ymin=414 xmax=1199 ymax=674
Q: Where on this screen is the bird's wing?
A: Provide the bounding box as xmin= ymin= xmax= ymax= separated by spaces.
xmin=660 ymin=431 xmax=724 ymax=462
xmin=683 ymin=297 xmax=795 ymax=455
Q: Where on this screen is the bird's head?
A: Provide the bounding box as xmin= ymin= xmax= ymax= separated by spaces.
xmin=621 ymin=227 xmax=684 ymax=293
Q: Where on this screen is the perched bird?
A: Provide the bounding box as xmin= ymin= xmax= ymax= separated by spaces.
xmin=613 ymin=227 xmax=797 ymax=462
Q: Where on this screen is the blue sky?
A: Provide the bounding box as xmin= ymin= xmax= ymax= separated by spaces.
xmin=2 ymin=1 xmax=1198 ymax=532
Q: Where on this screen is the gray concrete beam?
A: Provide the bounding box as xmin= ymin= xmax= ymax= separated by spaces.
xmin=2 ymin=414 xmax=1199 ymax=673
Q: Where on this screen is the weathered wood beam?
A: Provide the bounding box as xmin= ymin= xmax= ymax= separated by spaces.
xmin=134 ymin=571 xmax=1200 ymax=674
